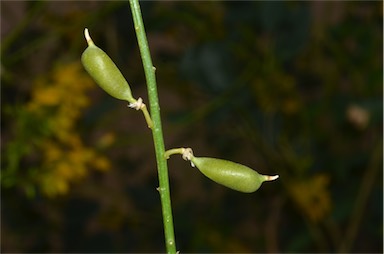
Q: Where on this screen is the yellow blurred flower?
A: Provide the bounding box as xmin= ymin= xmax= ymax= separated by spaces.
xmin=55 ymin=161 xmax=75 ymax=180
xmin=288 ymin=174 xmax=332 ymax=222
xmin=91 ymin=156 xmax=111 ymax=171
xmin=31 ymin=87 xmax=62 ymax=107
xmin=42 ymin=141 xmax=62 ymax=163
xmin=25 ymin=61 xmax=112 ymax=197
xmin=96 ymin=132 xmax=116 ymax=149
xmin=40 ymin=173 xmax=69 ymax=197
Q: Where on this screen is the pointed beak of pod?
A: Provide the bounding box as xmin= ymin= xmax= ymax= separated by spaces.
xmin=263 ymin=175 xmax=279 ymax=181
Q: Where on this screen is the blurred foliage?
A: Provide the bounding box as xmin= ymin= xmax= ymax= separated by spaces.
xmin=1 ymin=1 xmax=382 ymax=253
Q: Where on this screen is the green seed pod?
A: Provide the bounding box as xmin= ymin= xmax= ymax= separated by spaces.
xmin=81 ymin=28 xmax=135 ymax=103
xmin=190 ymin=156 xmax=278 ymax=193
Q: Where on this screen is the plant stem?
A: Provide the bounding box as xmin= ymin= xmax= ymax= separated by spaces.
xmin=129 ymin=1 xmax=176 ymax=253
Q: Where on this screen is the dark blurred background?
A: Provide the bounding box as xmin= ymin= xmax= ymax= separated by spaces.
xmin=1 ymin=1 xmax=382 ymax=253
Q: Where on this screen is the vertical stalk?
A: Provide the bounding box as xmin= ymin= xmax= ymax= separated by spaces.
xmin=129 ymin=1 xmax=176 ymax=253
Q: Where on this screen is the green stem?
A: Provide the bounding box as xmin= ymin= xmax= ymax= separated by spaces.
xmin=129 ymin=1 xmax=176 ymax=254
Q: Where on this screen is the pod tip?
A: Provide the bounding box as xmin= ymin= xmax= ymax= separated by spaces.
xmin=84 ymin=28 xmax=94 ymax=46
xmin=265 ymin=175 xmax=279 ymax=181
